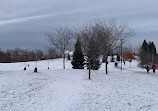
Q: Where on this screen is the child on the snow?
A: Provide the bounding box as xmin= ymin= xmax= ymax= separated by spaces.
xmin=152 ymin=65 xmax=156 ymax=73
xmin=115 ymin=62 xmax=118 ymax=67
xmin=146 ymin=65 xmax=150 ymax=73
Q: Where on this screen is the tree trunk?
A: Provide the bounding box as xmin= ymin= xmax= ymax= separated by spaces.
xmin=89 ymin=57 xmax=91 ymax=80
xmin=105 ymin=56 xmax=108 ymax=74
xmin=63 ymin=54 xmax=65 ymax=69
xmin=152 ymin=53 xmax=154 ymax=64
xmin=92 ymin=59 xmax=94 ymax=71
xmin=106 ymin=62 xmax=108 ymax=74
xmin=89 ymin=68 xmax=91 ymax=80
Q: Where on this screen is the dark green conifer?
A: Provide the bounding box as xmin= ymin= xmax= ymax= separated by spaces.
xmin=71 ymin=39 xmax=85 ymax=69
xmin=140 ymin=40 xmax=148 ymax=65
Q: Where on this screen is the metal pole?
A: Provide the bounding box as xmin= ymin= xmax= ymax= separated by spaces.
xmin=24 ymin=55 xmax=27 ymax=70
xmin=36 ymin=57 xmax=37 ymax=68
xmin=34 ymin=57 xmax=38 ymax=72
xmin=25 ymin=55 xmax=26 ymax=67
xmin=48 ymin=60 xmax=49 ymax=69
xmin=121 ymin=39 xmax=123 ymax=71
xmin=25 ymin=62 xmax=26 ymax=67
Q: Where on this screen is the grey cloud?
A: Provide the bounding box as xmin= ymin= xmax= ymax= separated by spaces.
xmin=1 ymin=0 xmax=158 ymax=50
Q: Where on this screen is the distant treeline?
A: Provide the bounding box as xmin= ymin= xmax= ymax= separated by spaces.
xmin=0 ymin=48 xmax=62 ymax=63
xmin=139 ymin=40 xmax=158 ymax=65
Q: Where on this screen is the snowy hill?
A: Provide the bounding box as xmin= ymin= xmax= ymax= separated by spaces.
xmin=0 ymin=59 xmax=158 ymax=111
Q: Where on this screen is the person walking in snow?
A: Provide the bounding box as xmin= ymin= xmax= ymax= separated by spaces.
xmin=115 ymin=62 xmax=118 ymax=67
xmin=152 ymin=64 xmax=154 ymax=68
xmin=152 ymin=65 xmax=156 ymax=73
xmin=146 ymin=65 xmax=150 ymax=73
xmin=124 ymin=61 xmax=125 ymax=65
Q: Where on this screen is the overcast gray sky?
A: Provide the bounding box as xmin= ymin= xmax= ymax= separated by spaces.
xmin=1 ymin=0 xmax=158 ymax=50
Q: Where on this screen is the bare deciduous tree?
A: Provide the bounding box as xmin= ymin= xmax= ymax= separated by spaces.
xmin=100 ymin=19 xmax=135 ymax=74
xmin=46 ymin=27 xmax=74 ymax=69
xmin=75 ymin=18 xmax=135 ymax=75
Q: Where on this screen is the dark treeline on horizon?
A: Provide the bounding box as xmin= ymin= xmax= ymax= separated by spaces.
xmin=139 ymin=40 xmax=158 ymax=65
xmin=0 ymin=48 xmax=62 ymax=63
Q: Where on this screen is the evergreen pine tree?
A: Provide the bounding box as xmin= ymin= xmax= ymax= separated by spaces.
xmin=110 ymin=55 xmax=115 ymax=62
xmin=102 ymin=55 xmax=106 ymax=63
xmin=71 ymin=39 xmax=85 ymax=69
xmin=149 ymin=42 xmax=156 ymax=55
xmin=93 ymin=59 xmax=102 ymax=70
xmin=142 ymin=40 xmax=148 ymax=53
xmin=116 ymin=54 xmax=120 ymax=61
xmin=86 ymin=58 xmax=101 ymax=70
xmin=140 ymin=40 xmax=148 ymax=65
xmin=149 ymin=41 xmax=156 ymax=63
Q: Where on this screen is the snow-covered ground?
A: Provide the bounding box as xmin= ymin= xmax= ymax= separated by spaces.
xmin=0 ymin=59 xmax=158 ymax=111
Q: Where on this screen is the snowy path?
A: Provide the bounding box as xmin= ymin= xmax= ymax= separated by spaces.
xmin=0 ymin=69 xmax=86 ymax=111
xmin=1 ymin=59 xmax=158 ymax=111
xmin=71 ymin=69 xmax=158 ymax=111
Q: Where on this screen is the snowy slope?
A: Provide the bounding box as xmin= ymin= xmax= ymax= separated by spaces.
xmin=0 ymin=59 xmax=158 ymax=111
xmin=0 ymin=58 xmax=71 ymax=71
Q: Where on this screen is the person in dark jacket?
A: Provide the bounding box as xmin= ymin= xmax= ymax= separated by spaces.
xmin=146 ymin=65 xmax=150 ymax=73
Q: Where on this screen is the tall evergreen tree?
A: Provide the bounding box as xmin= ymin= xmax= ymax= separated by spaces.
xmin=139 ymin=40 xmax=157 ymax=65
xmin=139 ymin=40 xmax=148 ymax=65
xmin=116 ymin=54 xmax=120 ymax=61
xmin=142 ymin=40 xmax=148 ymax=53
xmin=149 ymin=41 xmax=156 ymax=63
xmin=71 ymin=39 xmax=85 ymax=69
xmin=149 ymin=42 xmax=156 ymax=55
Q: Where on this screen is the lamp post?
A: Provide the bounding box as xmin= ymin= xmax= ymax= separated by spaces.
xmin=34 ymin=57 xmax=38 ymax=72
xmin=24 ymin=55 xmax=27 ymax=70
xmin=24 ymin=62 xmax=26 ymax=70
xmin=48 ymin=59 xmax=49 ymax=69
xmin=120 ymin=39 xmax=123 ymax=71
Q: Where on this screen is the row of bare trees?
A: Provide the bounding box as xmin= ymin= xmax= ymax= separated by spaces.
xmin=0 ymin=18 xmax=134 ymax=75
xmin=46 ymin=18 xmax=135 ymax=74
xmin=0 ymin=48 xmax=61 ymax=63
